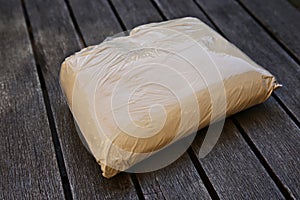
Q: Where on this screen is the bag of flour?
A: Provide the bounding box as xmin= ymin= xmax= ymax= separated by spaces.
xmin=60 ymin=17 xmax=280 ymax=178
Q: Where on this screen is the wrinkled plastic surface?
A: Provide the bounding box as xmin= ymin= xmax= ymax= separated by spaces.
xmin=59 ymin=17 xmax=280 ymax=178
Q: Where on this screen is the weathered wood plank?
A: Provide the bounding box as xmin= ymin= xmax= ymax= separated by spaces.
xmin=153 ymin=0 xmax=211 ymax=24
xmin=23 ymin=0 xmax=138 ymax=199
xmin=67 ymin=0 xmax=122 ymax=46
xmin=235 ymin=98 xmax=300 ymax=199
xmin=239 ymin=0 xmax=300 ymax=62
xmin=0 ymin=0 xmax=64 ymax=199
xmin=136 ymin=153 xmax=212 ymax=200
xmin=192 ymin=120 xmax=285 ymax=199
xmin=156 ymin=0 xmax=300 ymax=197
xmin=111 ymin=0 xmax=163 ymax=29
xmin=195 ymin=0 xmax=300 ymax=123
xmin=110 ymin=0 xmax=286 ymax=199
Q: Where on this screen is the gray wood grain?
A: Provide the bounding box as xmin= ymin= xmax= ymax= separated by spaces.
xmin=111 ymin=0 xmax=163 ymax=29
xmin=136 ymin=153 xmax=211 ymax=200
xmin=67 ymin=0 xmax=123 ymax=46
xmin=153 ymin=0 xmax=210 ymax=24
xmin=154 ymin=0 xmax=300 ymax=198
xmin=0 ymin=0 xmax=64 ymax=199
xmin=194 ymin=0 xmax=300 ymax=122
xmin=192 ymin=120 xmax=285 ymax=200
xmin=239 ymin=0 xmax=300 ymax=62
xmin=235 ymin=98 xmax=300 ymax=199
xmin=22 ymin=0 xmax=138 ymax=199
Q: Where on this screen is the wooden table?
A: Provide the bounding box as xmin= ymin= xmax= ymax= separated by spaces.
xmin=1 ymin=0 xmax=299 ymax=199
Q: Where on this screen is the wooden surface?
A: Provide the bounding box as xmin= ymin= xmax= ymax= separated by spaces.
xmin=0 ymin=0 xmax=299 ymax=199
xmin=0 ymin=0 xmax=64 ymax=199
xmin=239 ymin=0 xmax=300 ymax=62
xmin=23 ymin=0 xmax=138 ymax=199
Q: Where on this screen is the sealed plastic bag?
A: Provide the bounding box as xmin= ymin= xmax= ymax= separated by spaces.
xmin=60 ymin=17 xmax=280 ymax=178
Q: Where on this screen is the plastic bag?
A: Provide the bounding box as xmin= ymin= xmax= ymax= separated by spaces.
xmin=60 ymin=17 xmax=280 ymax=178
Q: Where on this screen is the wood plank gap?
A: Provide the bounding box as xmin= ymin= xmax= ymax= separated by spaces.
xmin=231 ymin=117 xmax=295 ymax=199
xmin=64 ymin=0 xmax=86 ymax=48
xmin=235 ymin=0 xmax=300 ymax=66
xmin=20 ymin=0 xmax=73 ymax=199
xmin=191 ymin=0 xmax=227 ymax=38
xmin=272 ymin=94 xmax=300 ymax=128
xmin=149 ymin=0 xmax=168 ymax=20
xmin=130 ymin=174 xmax=146 ymax=200
xmin=107 ymin=0 xmax=127 ymax=31
xmin=191 ymin=0 xmax=300 ymax=129
xmin=287 ymin=0 xmax=300 ymax=11
xmin=187 ymin=148 xmax=220 ymax=200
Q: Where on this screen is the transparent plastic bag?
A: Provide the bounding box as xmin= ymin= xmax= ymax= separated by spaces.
xmin=60 ymin=17 xmax=280 ymax=178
